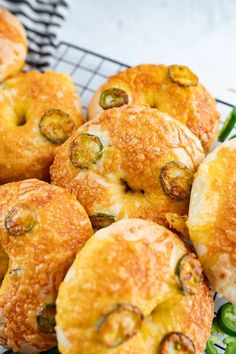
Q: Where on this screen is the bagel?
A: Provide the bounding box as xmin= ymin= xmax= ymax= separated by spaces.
xmin=0 ymin=70 xmax=83 ymax=184
xmin=87 ymin=64 xmax=220 ymax=152
xmin=50 ymin=105 xmax=204 ymax=230
xmin=0 ymin=179 xmax=93 ymax=353
xmin=0 ymin=8 xmax=27 ymax=82
xmin=188 ymin=139 xmax=236 ymax=305
xmin=56 ymin=218 xmax=214 ymax=354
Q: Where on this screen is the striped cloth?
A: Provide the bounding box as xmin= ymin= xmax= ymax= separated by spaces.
xmin=0 ymin=0 xmax=69 ymax=68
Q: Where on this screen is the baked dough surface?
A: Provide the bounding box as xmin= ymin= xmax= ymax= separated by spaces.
xmin=0 ymin=70 xmax=83 ymax=183
xmin=51 ymin=105 xmax=204 ymax=228
xmin=87 ymin=64 xmax=219 ymax=152
xmin=0 ymin=8 xmax=27 ymax=82
xmin=188 ymin=139 xmax=236 ymax=304
xmin=0 ymin=179 xmax=93 ymax=353
xmin=56 ymin=218 xmax=213 ymax=354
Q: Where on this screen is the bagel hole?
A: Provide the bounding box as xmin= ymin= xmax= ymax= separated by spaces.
xmin=120 ymin=179 xmax=145 ymax=195
xmin=0 ymin=247 xmax=9 ymax=286
xmin=17 ymin=111 xmax=27 ymax=126
xmin=150 ymin=103 xmax=159 ymax=109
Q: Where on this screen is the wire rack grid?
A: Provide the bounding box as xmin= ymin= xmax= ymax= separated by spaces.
xmin=50 ymin=41 xmax=234 ymax=135
xmin=51 ymin=42 xmax=129 ymax=118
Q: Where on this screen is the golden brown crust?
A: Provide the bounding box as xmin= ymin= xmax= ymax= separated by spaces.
xmin=56 ymin=219 xmax=214 ymax=354
xmin=87 ymin=64 xmax=220 ymax=152
xmin=0 ymin=8 xmax=27 ymax=81
xmin=0 ymin=179 xmax=93 ymax=352
xmin=51 ymin=105 xmax=204 ymax=228
xmin=188 ymin=139 xmax=236 ymax=304
xmin=0 ymin=70 xmax=84 ymax=183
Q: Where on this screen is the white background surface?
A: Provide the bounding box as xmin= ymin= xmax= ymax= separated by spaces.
xmin=60 ymin=0 xmax=236 ymax=104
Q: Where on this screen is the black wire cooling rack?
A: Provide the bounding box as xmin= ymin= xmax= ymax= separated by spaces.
xmin=2 ymin=41 xmax=235 ymax=354
xmin=51 ymin=42 xmax=129 ymax=118
xmin=49 ymin=41 xmax=235 ymax=134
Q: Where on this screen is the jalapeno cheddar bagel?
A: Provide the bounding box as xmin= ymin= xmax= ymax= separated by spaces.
xmin=51 ymin=105 xmax=204 ymax=230
xmin=0 ymin=8 xmax=27 ymax=82
xmin=188 ymin=139 xmax=236 ymax=305
xmin=0 ymin=70 xmax=83 ymax=184
xmin=56 ymin=219 xmax=214 ymax=354
xmin=0 ymin=179 xmax=93 ymax=353
xmin=87 ymin=64 xmax=220 ymax=152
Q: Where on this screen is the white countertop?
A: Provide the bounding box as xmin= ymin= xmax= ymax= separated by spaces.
xmin=60 ymin=0 xmax=236 ymax=104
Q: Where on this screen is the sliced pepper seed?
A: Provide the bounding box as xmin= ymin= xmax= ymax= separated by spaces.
xmin=168 ymin=65 xmax=199 ymax=87
xmin=5 ymin=205 xmax=36 ymax=236
xmin=39 ymin=109 xmax=75 ymax=144
xmin=159 ymin=332 xmax=196 ymax=353
xmin=70 ymin=133 xmax=104 ymax=169
xmin=160 ymin=161 xmax=193 ymax=201
xmin=97 ymin=303 xmax=143 ymax=348
xmin=99 ymin=88 xmax=129 ymax=109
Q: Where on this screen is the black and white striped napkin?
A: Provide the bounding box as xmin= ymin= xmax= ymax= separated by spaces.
xmin=0 ymin=0 xmax=69 ymax=68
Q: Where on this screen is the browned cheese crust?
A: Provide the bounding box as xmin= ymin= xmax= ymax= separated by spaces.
xmin=87 ymin=64 xmax=220 ymax=152
xmin=0 ymin=70 xmax=84 ymax=183
xmin=0 ymin=8 xmax=27 ymax=81
xmin=50 ymin=105 xmax=204 ymax=229
xmin=188 ymin=139 xmax=236 ymax=304
xmin=0 ymin=179 xmax=93 ymax=353
xmin=56 ymin=219 xmax=214 ymax=354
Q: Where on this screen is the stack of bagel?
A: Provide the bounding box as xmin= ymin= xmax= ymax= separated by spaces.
xmin=0 ymin=7 xmax=235 ymax=354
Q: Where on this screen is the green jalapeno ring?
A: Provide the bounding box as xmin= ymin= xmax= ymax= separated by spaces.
xmin=99 ymin=88 xmax=129 ymax=110
xmin=160 ymin=161 xmax=194 ymax=201
xmin=90 ymin=213 xmax=115 ymax=231
xmin=218 ymin=107 xmax=236 ymax=142
xmin=223 ymin=337 xmax=236 ymax=354
xmin=5 ymin=205 xmax=36 ymax=236
xmin=175 ymin=253 xmax=203 ymax=295
xmin=37 ymin=303 xmax=56 ymax=334
xmin=217 ymin=302 xmax=236 ymax=337
xmin=168 ymin=65 xmax=199 ymax=87
xmin=97 ymin=303 xmax=143 ymax=348
xmin=70 ymin=133 xmax=104 ymax=169
xmin=205 ymin=340 xmax=218 ymax=354
xmin=205 ymin=318 xmax=222 ymax=354
xmin=39 ymin=109 xmax=76 ymax=144
xmin=159 ymin=332 xmax=196 ymax=354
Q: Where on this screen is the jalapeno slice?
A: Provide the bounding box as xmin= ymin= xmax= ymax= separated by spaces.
xmin=176 ymin=253 xmax=203 ymax=295
xmin=224 ymin=337 xmax=236 ymax=354
xmin=160 ymin=161 xmax=193 ymax=201
xmin=165 ymin=213 xmax=188 ymax=238
xmin=205 ymin=339 xmax=218 ymax=354
xmin=70 ymin=133 xmax=104 ymax=169
xmin=218 ymin=107 xmax=236 ymax=142
xmin=217 ymin=303 xmax=236 ymax=337
xmin=39 ymin=109 xmax=75 ymax=144
xmin=97 ymin=303 xmax=143 ymax=348
xmin=205 ymin=318 xmax=222 ymax=354
xmin=90 ymin=213 xmax=115 ymax=231
xmin=168 ymin=65 xmax=199 ymax=87
xmin=99 ymin=88 xmax=129 ymax=109
xmin=37 ymin=303 xmax=56 ymax=334
xmin=5 ymin=205 xmax=36 ymax=236
xmin=159 ymin=332 xmax=196 ymax=353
